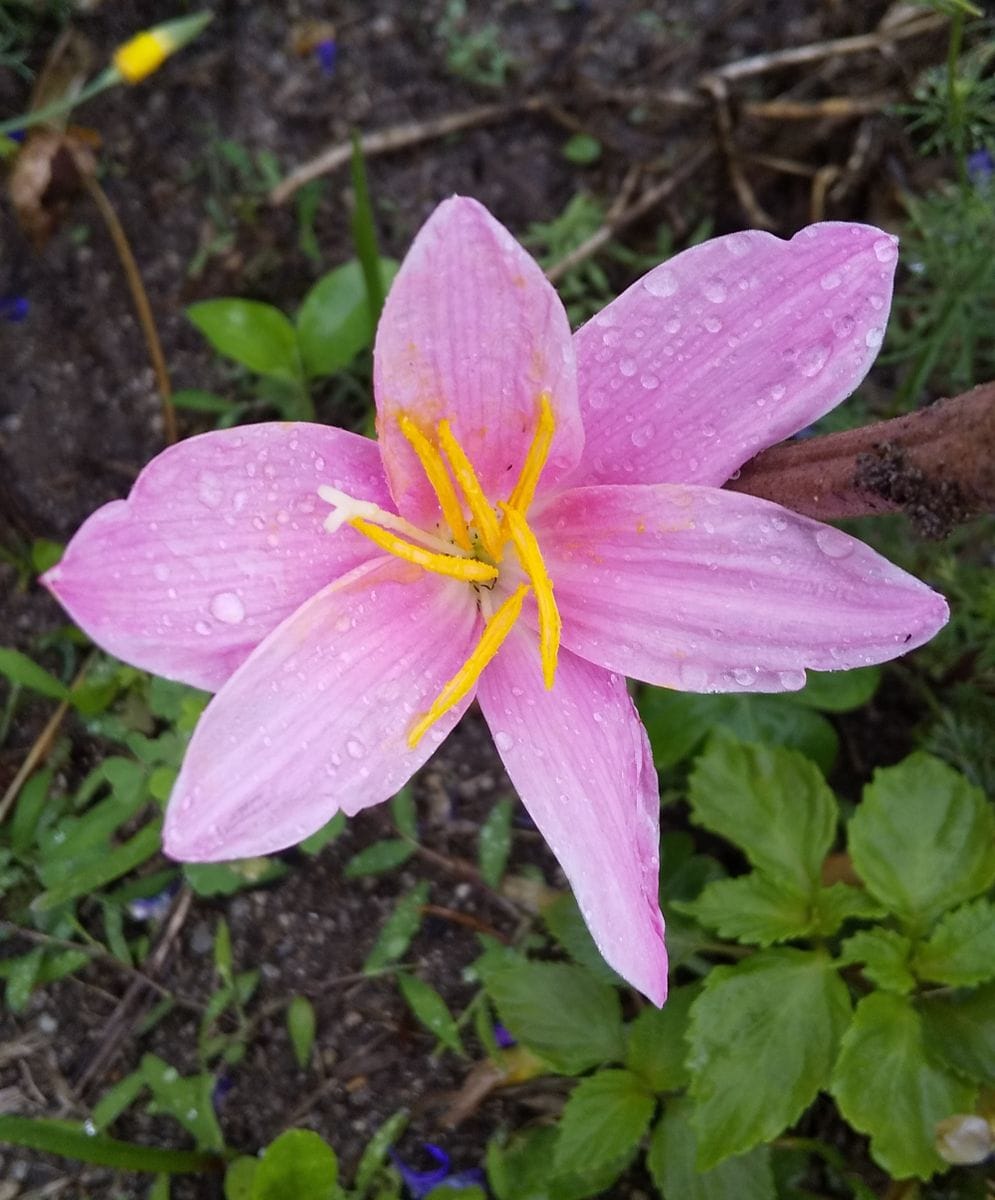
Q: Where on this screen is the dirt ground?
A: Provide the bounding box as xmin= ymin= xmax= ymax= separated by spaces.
xmin=0 ymin=2 xmax=958 ymax=1196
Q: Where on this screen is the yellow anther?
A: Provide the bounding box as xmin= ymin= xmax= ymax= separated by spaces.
xmin=351 ymin=519 xmax=497 ymax=583
xmin=437 ymin=420 xmax=504 ymax=561
xmin=398 ymin=415 xmax=472 ymax=552
xmin=408 ymin=584 xmax=530 ymax=748
xmin=113 ymin=31 xmax=169 ymax=83
xmin=507 ymin=392 xmax=555 ymax=516
xmin=499 ymin=504 xmax=560 ymax=689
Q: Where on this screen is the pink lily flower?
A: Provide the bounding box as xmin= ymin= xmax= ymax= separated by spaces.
xmin=43 ymin=198 xmax=948 ymax=1005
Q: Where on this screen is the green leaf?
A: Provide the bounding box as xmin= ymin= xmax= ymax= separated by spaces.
xmin=791 ymin=666 xmax=880 ymax=711
xmin=830 ymin=991 xmax=976 ymax=1180
xmin=688 ymin=733 xmax=838 ymax=893
xmin=541 ymin=892 xmax=622 ymax=985
xmin=397 ymin=974 xmax=463 ymax=1054
xmin=686 ymin=949 xmax=851 ymax=1168
xmin=10 ymin=767 xmax=53 ymax=855
xmin=675 ymin=874 xmax=813 ymax=946
xmin=848 ymin=753 xmax=995 ymax=928
xmin=299 ymin=812 xmax=346 ymax=855
xmin=390 ymin=787 xmax=417 ymax=839
xmin=0 ymin=647 xmax=68 ymax=699
xmin=183 ymin=858 xmax=287 ymax=896
xmin=186 ymin=299 xmax=302 ymax=379
xmin=91 ymin=1068 xmax=147 ymax=1132
xmin=920 ymin=983 xmax=995 ymax=1085
xmin=170 ymin=388 xmax=236 ymax=414
xmin=297 ymin=259 xmax=389 ymax=378
xmin=30 ymin=538 xmax=64 ymax=574
xmin=252 ymin=1129 xmax=338 ymax=1200
xmin=0 ymin=1115 xmax=219 ymax=1174
xmin=353 ymin=1110 xmax=408 ymax=1200
xmin=625 ymin=984 xmax=698 ymax=1093
xmin=562 ymin=134 xmax=602 ymax=165
xmin=647 ymin=1097 xmax=775 ymax=1200
xmin=3 ymin=947 xmax=44 ymax=1012
xmin=427 ymin=1187 xmax=486 ymax=1200
xmin=140 ymin=1055 xmax=224 ymax=1152
xmin=810 ymin=882 xmax=888 ymax=936
xmin=149 ymin=1174 xmax=170 ymax=1200
xmin=487 ymin=1126 xmax=629 ymax=1200
xmin=363 ymin=882 xmax=429 ymax=973
xmin=553 ymin=1069 xmax=655 ymax=1176
xmin=478 ymin=798 xmax=514 ymax=888
xmin=839 ymin=928 xmax=916 ymax=994
xmin=484 ymin=961 xmax=624 ymax=1074
xmin=350 ymin=134 xmax=386 ymax=324
xmin=33 ymin=819 xmax=163 ymax=911
xmin=345 ymin=838 xmax=415 ymax=878
xmin=287 ymin=995 xmax=317 ymax=1069
xmin=224 ymin=1157 xmax=259 ymax=1200
xmin=638 ymin=690 xmax=837 ymax=773
xmin=914 ymin=898 xmax=995 ymax=986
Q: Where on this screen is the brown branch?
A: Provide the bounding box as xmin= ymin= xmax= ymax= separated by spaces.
xmin=727 ymin=384 xmax=995 ymax=538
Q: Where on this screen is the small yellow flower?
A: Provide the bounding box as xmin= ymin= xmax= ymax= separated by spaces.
xmin=111 ymin=13 xmax=211 ymax=85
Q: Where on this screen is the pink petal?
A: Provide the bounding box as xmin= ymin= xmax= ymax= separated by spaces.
xmin=164 ymin=556 xmax=481 ymax=860
xmin=572 ymin=223 xmax=898 ymax=487
xmin=478 ymin=629 xmax=667 ymax=1005
xmin=43 ymin=423 xmax=391 ymax=691
xmin=535 ymin=484 xmax=948 ymax=691
xmin=374 ymin=197 xmax=582 ymax=525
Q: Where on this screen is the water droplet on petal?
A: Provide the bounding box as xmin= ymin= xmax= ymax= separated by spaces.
xmin=644 ymin=268 xmax=678 ymax=297
xmin=778 ymin=669 xmax=806 ymax=690
xmin=815 ymin=527 xmax=854 ymax=559
xmin=631 ymin=423 xmax=655 ymax=448
xmin=873 ymin=237 xmax=898 ymax=263
xmin=703 ymin=276 xmax=727 ymax=303
xmin=197 ymin=471 xmax=224 ymax=509
xmin=865 ymin=326 xmax=884 ymax=348
xmin=798 ymin=344 xmax=830 ymax=377
xmin=194 ymin=620 xmax=212 ymax=636
xmin=833 ymin=314 xmax=855 ymax=339
xmin=618 ymin=357 xmax=637 ymax=377
xmin=210 ymin=592 xmax=245 ymax=624
xmin=494 ymin=731 xmax=514 ymax=752
xmin=153 ymin=563 xmax=170 ymax=582
xmin=346 ymin=737 xmax=365 ymax=760
xmin=703 ymin=315 xmax=722 ymax=333
xmin=820 ymin=270 xmax=842 ymax=290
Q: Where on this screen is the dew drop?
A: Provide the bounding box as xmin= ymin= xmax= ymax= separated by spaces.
xmin=197 ymin=471 xmax=224 ymax=509
xmin=210 ymin=592 xmax=245 ymax=624
xmin=334 ymin=613 xmax=351 ymax=633
xmin=865 ymin=326 xmax=884 ymax=349
xmin=833 ymin=314 xmax=855 ymax=339
xmin=346 ymin=737 xmax=365 ymax=760
xmin=815 ymin=527 xmax=854 ymax=559
xmin=779 ymin=669 xmax=806 ymax=690
xmin=820 ymin=270 xmax=842 ymax=290
xmin=153 ymin=563 xmax=170 ymax=582
xmin=631 ymin=423 xmax=655 ymax=448
xmin=798 ymin=344 xmax=829 ymax=378
xmin=640 ymin=373 xmax=660 ymax=390
xmin=643 ymin=268 xmax=678 ymax=297
xmin=664 ymin=315 xmax=681 ymax=334
xmin=873 ymin=236 xmax=898 ymax=263
xmin=703 ymin=276 xmax=727 ymax=303
xmin=494 ymin=731 xmax=514 ymax=752
xmin=703 ymin=315 xmax=722 ymax=333
xmin=732 ymin=668 xmax=755 ymax=686
xmin=618 ymin=357 xmax=637 ymax=377
xmin=194 ymin=620 xmax=211 ymax=636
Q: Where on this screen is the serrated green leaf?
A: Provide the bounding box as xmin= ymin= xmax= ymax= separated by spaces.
xmin=920 ymin=983 xmax=995 ymax=1085
xmin=541 ymin=893 xmax=622 ymax=985
xmin=363 ymin=883 xmax=429 ymax=973
xmin=287 ymin=996 xmax=317 ymax=1069
xmin=484 ymin=962 xmax=624 ymax=1075
xmin=914 ymin=898 xmax=995 ymax=986
xmin=638 ymin=690 xmax=837 ymax=773
xmin=830 ymin=991 xmax=975 ymax=1180
xmin=478 ymin=798 xmax=514 ymax=888
xmin=848 ymin=753 xmax=995 ymax=928
xmin=0 ymin=647 xmax=68 ymax=699
xmin=839 ymin=928 xmax=916 ymax=993
xmin=688 ymin=733 xmax=837 ymax=893
xmin=687 ymin=949 xmax=851 ymax=1168
xmin=345 ymin=838 xmax=414 ymax=878
xmin=486 ymin=1126 xmax=630 ymax=1200
xmin=252 ymin=1129 xmax=337 ymax=1199
xmin=187 ymin=299 xmax=301 ymax=379
xmin=675 ymin=874 xmax=812 ymax=946
xmin=553 ymin=1069 xmax=654 ymax=1176
xmin=625 ymin=984 xmax=698 ymax=1093
xmin=647 ymin=1097 xmax=775 ymax=1200
xmin=397 ymin=974 xmax=463 ymax=1054
xmin=791 ymin=667 xmax=880 ymax=712
xmin=810 ymin=882 xmax=888 ymax=935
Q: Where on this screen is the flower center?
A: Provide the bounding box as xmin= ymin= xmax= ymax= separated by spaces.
xmin=318 ymin=395 xmax=560 ymax=747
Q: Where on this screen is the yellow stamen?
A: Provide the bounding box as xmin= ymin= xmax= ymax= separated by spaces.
xmin=351 ymin=519 xmax=497 ymax=583
xmin=507 ymin=392 xmax=555 ymax=515
xmin=437 ymin=420 xmax=504 ymax=561
xmin=408 ymin=584 xmax=530 ymax=748
xmin=113 ymin=31 xmax=170 ymax=83
xmin=499 ymin=504 xmax=560 ymax=689
xmin=398 ymin=415 xmax=472 ymax=552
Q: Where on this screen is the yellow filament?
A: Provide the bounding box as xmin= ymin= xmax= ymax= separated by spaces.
xmin=437 ymin=420 xmax=503 ymax=561
xmin=408 ymin=584 xmax=530 ymax=748
xmin=351 ymin=519 xmax=497 ymax=583
xmin=507 ymin=392 xmax=555 ymax=515
xmin=499 ymin=504 xmax=560 ymax=689
xmin=398 ymin=415 xmax=471 ymax=552
xmin=113 ymin=31 xmax=169 ymax=83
